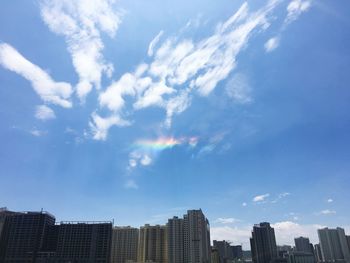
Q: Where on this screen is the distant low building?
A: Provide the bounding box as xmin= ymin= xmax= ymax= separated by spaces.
xmin=287 ymin=252 xmax=315 ymax=263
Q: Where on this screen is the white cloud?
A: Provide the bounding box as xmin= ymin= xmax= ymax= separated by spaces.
xmin=89 ymin=112 xmax=131 ymax=140
xmin=327 ymin=198 xmax=333 ymax=203
xmin=264 ymin=36 xmax=280 ymax=52
xmin=319 ymin=209 xmax=336 ymax=215
xmin=124 ymin=179 xmax=138 ymax=189
xmin=30 ymin=128 xmax=47 ymax=137
xmin=272 ymin=221 xmax=323 ymax=245
xmin=148 ymin=30 xmax=164 ymax=57
xmin=225 ymin=73 xmax=252 ymax=104
xmin=40 ymin=0 xmax=122 ymax=100
xmin=0 ymin=43 xmax=72 ymax=107
xmin=285 ymin=0 xmax=312 ymax=25
xmin=35 ymin=105 xmax=56 ymax=120
xmin=140 ymin=154 xmax=152 ymax=166
xmin=211 ymin=225 xmax=252 ymax=248
xmin=253 ymin=193 xmax=270 ymax=202
xmin=94 ymin=1 xmax=282 ymax=138
xmin=242 ymin=202 xmax=247 ymax=207
xmin=215 ymin=217 xmax=241 ymax=224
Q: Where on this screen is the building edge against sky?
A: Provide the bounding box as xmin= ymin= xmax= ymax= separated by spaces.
xmin=1 ymin=207 xmax=350 ymax=263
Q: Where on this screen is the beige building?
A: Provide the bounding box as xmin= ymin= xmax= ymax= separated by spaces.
xmin=138 ymin=224 xmax=168 ymax=263
xmin=111 ymin=226 xmax=139 ymax=263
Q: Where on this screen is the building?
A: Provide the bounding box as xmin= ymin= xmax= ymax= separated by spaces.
xmin=250 ymin=222 xmax=278 ymax=263
xmin=314 ymin=244 xmax=323 ymax=263
xmin=54 ymin=221 xmax=112 ymax=262
xmin=212 ymin=247 xmax=220 ymax=263
xmin=168 ymin=216 xmax=184 ymax=263
xmin=347 ymin=236 xmax=350 ymax=254
xmin=0 ymin=211 xmax=55 ymax=262
xmin=111 ymin=226 xmax=139 ymax=263
xmin=318 ymin=227 xmax=350 ymax=263
xmin=295 ymin=237 xmax=313 ymax=254
xmin=213 ymin=240 xmax=232 ymax=263
xmin=278 ymin=245 xmax=293 ymax=259
xmin=287 ymin=252 xmax=315 ymax=263
xmin=184 ymin=209 xmax=211 ymax=263
xmin=232 ymin=245 xmax=243 ymax=260
xmin=138 ymin=224 xmax=168 ymax=263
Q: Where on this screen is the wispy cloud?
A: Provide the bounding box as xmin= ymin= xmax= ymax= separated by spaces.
xmin=89 ymin=112 xmax=131 ymax=141
xmin=40 ymin=0 xmax=122 ymax=100
xmin=225 ymin=73 xmax=252 ymax=104
xmin=253 ymin=193 xmax=270 ymax=202
xmin=271 ymin=192 xmax=291 ymax=203
xmin=0 ymin=43 xmax=72 ymax=108
xmin=30 ymin=128 xmax=47 ymax=137
xmin=327 ymin=198 xmax=333 ymax=203
xmin=285 ymin=0 xmax=312 ymax=25
xmin=264 ymin=36 xmax=280 ymax=52
xmin=35 ymin=105 xmax=56 ymax=121
xmin=215 ymin=217 xmax=241 ymax=224
xmin=124 ymin=179 xmax=139 ymax=190
xmin=318 ymin=209 xmax=336 ymax=215
xmin=148 ymin=30 xmax=164 ymax=57
xmin=93 ymin=1 xmax=283 ymax=138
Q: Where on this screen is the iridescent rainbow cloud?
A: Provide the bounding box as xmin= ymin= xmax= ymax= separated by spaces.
xmin=133 ymin=136 xmax=198 ymax=151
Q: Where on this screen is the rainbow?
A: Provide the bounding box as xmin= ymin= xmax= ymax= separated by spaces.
xmin=133 ymin=136 xmax=198 ymax=151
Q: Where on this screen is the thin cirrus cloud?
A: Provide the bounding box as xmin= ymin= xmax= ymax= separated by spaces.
xmin=39 ymin=0 xmax=122 ymax=100
xmin=91 ymin=0 xmax=284 ymax=140
xmin=215 ymin=217 xmax=241 ymax=224
xmin=319 ymin=209 xmax=336 ymax=215
xmin=0 ymin=43 xmax=72 ymax=108
xmin=148 ymin=30 xmax=164 ymax=57
xmin=253 ymin=193 xmax=270 ymax=202
xmin=35 ymin=105 xmax=56 ymax=121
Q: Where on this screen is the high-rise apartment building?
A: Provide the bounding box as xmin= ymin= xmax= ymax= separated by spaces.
xmin=168 ymin=216 xmax=184 ymax=263
xmin=318 ymin=227 xmax=350 ymax=263
xmin=250 ymin=222 xmax=278 ymax=263
xmin=314 ymin=244 xmax=323 ymax=263
xmin=295 ymin=237 xmax=313 ymax=254
xmin=0 ymin=211 xmax=55 ymax=262
xmin=213 ymin=240 xmax=232 ymax=263
xmin=54 ymin=221 xmax=112 ymax=262
xmin=138 ymin=224 xmax=168 ymax=263
xmin=111 ymin=226 xmax=139 ymax=263
xmin=184 ymin=209 xmax=211 ymax=263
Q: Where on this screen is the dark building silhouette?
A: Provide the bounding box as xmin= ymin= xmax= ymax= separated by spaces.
xmin=54 ymin=221 xmax=112 ymax=262
xmin=250 ymin=222 xmax=278 ymax=263
xmin=168 ymin=216 xmax=184 ymax=263
xmin=0 ymin=210 xmax=55 ymax=262
xmin=295 ymin=237 xmax=313 ymax=254
xmin=213 ymin=240 xmax=232 ymax=263
xmin=232 ymin=245 xmax=243 ymax=260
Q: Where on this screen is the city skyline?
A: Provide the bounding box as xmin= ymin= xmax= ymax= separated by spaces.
xmin=1 ymin=0 xmax=350 ymax=252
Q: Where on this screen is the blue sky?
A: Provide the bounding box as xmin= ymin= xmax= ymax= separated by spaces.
xmin=0 ymin=0 xmax=350 ymax=248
